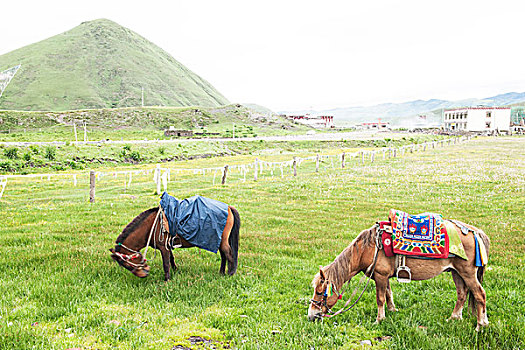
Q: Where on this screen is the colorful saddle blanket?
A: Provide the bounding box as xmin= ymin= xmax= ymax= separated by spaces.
xmin=160 ymin=192 xmax=228 ymax=253
xmin=389 ymin=209 xmax=449 ymax=258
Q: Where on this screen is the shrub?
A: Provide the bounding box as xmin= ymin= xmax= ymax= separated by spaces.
xmin=52 ymin=164 xmax=66 ymax=171
xmin=0 ymin=160 xmax=21 ymax=172
xmin=0 ymin=160 xmax=11 ymax=171
xmin=67 ymin=160 xmax=83 ymax=170
xmin=23 ymin=152 xmax=31 ymax=162
xmin=4 ymin=147 xmax=18 ymax=159
xmin=158 ymin=146 xmax=166 ymax=155
xmin=129 ymin=150 xmax=141 ymax=162
xmin=44 ymin=146 xmax=56 ymax=160
xmin=123 ymin=144 xmax=132 ymax=152
xmin=29 ymin=145 xmax=40 ymax=154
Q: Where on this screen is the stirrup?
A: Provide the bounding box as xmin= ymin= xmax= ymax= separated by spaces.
xmin=396 ymin=255 xmax=412 ymax=283
xmin=396 ymin=266 xmax=411 ymax=283
xmin=170 ymin=236 xmax=183 ymax=249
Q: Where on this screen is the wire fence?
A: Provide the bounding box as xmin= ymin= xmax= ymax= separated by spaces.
xmin=0 ymin=136 xmax=471 ymax=204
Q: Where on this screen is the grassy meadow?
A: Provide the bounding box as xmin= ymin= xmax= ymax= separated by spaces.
xmin=0 ymin=105 xmax=308 ymax=143
xmin=0 ymin=133 xmax=442 ymax=174
xmin=0 ymin=137 xmax=524 ymax=349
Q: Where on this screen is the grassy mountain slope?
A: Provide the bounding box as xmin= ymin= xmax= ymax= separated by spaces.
xmin=0 ymin=19 xmax=229 ymax=111
xmin=0 ymin=104 xmax=308 ymax=142
xmin=242 ymin=103 xmax=275 ymax=116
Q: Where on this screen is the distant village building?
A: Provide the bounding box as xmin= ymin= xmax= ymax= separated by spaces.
xmin=164 ymin=126 xmax=193 ymax=137
xmin=285 ymin=114 xmax=334 ymax=128
xmin=443 ymin=107 xmax=510 ymax=132
xmin=360 ymin=121 xmax=390 ymax=130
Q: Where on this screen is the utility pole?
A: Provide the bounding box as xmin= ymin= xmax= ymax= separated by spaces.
xmin=73 ymin=123 xmax=78 ymax=143
xmin=83 ymin=122 xmax=87 ymax=142
xmin=233 ymin=123 xmax=235 ymax=139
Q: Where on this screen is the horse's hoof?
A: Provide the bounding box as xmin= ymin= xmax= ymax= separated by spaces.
xmin=476 ymin=320 xmax=489 ymax=331
xmin=388 ymin=307 xmax=398 ymax=312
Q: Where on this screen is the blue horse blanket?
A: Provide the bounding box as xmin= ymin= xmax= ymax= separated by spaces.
xmin=160 ymin=192 xmax=228 ymax=253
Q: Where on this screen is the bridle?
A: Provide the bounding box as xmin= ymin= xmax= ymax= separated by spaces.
xmin=310 ymin=280 xmax=343 ymax=312
xmin=310 ymin=224 xmax=383 ymax=318
xmin=112 ymin=243 xmax=148 ymax=271
xmin=112 ymin=206 xmax=167 ymax=273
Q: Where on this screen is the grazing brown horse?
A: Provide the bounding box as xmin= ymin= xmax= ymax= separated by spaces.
xmin=109 ymin=206 xmax=240 ymax=280
xmin=308 ymin=222 xmax=490 ymax=331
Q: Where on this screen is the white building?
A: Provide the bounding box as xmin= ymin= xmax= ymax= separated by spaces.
xmin=443 ymin=107 xmax=511 ymax=132
xmin=285 ymin=115 xmax=335 ymax=128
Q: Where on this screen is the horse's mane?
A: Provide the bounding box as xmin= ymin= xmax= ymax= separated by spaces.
xmin=312 ymin=226 xmax=375 ymax=289
xmin=115 ymin=207 xmax=158 ymax=245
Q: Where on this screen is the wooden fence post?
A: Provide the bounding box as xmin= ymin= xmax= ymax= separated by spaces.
xmin=89 ymin=170 xmax=95 ymax=203
xmin=162 ymin=171 xmax=168 ymax=192
xmin=316 ymin=154 xmax=320 ymax=173
xmin=342 ymin=152 xmax=346 ymax=168
xmin=361 ymin=151 xmax=364 ymax=164
xmin=156 ymin=164 xmax=161 ymax=195
xmin=371 ymin=152 xmax=375 ymax=163
xmin=73 ymin=123 xmax=78 ymax=143
xmin=0 ymin=176 xmax=6 ymax=200
xmin=254 ymin=158 xmax=258 ymax=181
xmin=222 ymin=165 xmax=229 ymax=185
xmin=293 ymin=157 xmax=297 ymax=177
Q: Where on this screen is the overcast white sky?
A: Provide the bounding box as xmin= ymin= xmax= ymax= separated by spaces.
xmin=1 ymin=0 xmax=524 ymax=111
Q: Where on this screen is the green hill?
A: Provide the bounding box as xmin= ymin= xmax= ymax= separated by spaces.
xmin=0 ymin=19 xmax=229 ymax=111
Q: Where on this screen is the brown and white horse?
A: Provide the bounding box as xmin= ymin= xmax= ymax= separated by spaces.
xmin=308 ymin=222 xmax=490 ymax=331
xmin=109 ymin=206 xmax=241 ymax=280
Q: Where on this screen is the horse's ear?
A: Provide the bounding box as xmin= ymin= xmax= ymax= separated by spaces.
xmin=319 ymin=266 xmax=326 ymax=280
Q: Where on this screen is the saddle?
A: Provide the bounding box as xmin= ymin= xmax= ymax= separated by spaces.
xmin=379 ymin=209 xmax=450 ymax=283
xmin=379 ymin=211 xmax=484 ymax=283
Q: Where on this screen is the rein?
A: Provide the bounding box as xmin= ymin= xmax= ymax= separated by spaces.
xmin=314 ymin=224 xmax=383 ymax=318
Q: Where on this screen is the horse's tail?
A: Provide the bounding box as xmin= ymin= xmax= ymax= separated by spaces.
xmin=228 ymin=206 xmax=241 ymax=274
xmin=468 ymin=229 xmax=490 ymax=315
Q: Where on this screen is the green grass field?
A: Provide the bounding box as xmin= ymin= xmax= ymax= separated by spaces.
xmin=0 ymin=105 xmax=308 ymax=143
xmin=0 ymin=137 xmax=523 ymax=349
xmin=0 ymin=134 xmax=443 ymax=174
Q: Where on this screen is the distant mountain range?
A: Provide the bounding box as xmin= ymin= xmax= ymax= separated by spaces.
xmin=0 ymin=19 xmax=229 ymax=111
xmin=281 ymin=92 xmax=525 ymax=127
